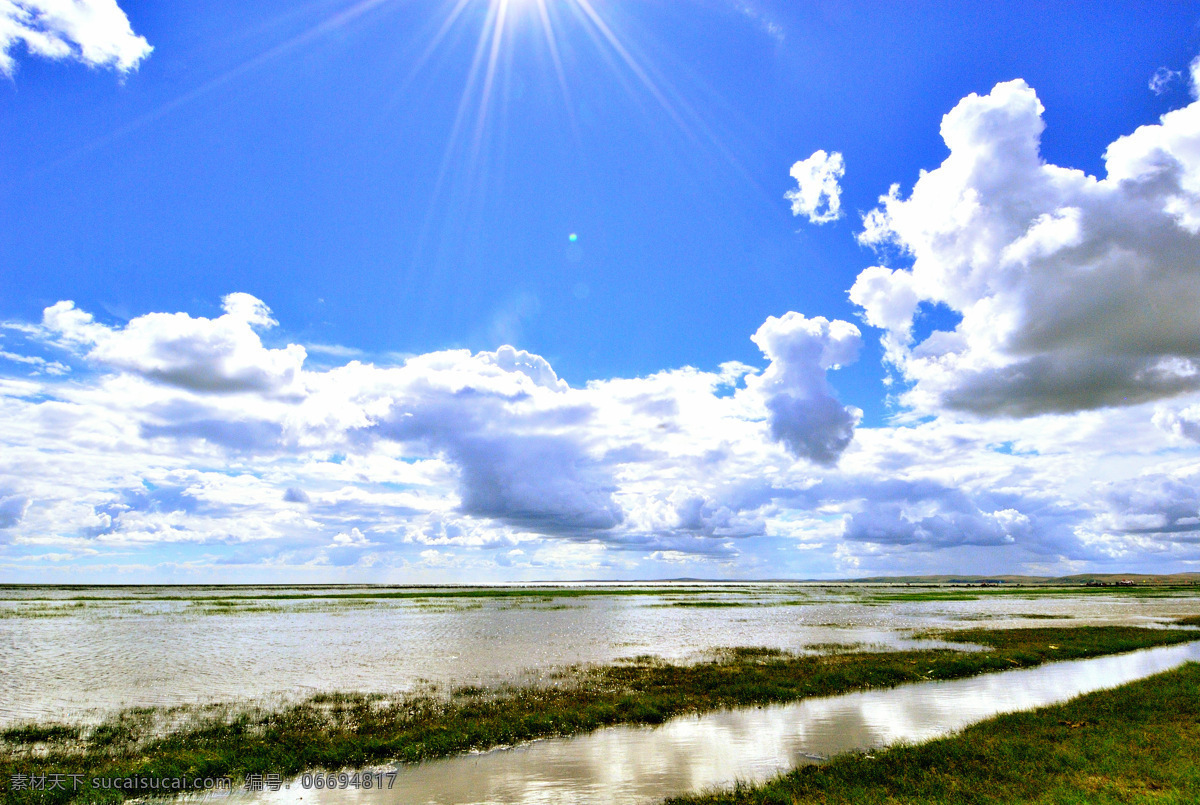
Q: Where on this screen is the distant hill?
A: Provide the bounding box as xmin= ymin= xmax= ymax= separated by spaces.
xmin=841 ymin=573 xmax=1200 ymax=585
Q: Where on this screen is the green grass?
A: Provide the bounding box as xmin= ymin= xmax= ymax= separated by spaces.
xmin=668 ymin=661 xmax=1200 ymax=805
xmin=1 ymin=626 xmax=1196 ymax=804
xmin=0 ymin=602 xmax=89 ymax=619
xmin=657 ymin=599 xmax=811 ymax=608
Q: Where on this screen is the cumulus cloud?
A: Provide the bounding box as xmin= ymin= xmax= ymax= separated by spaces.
xmin=42 ymin=294 xmax=307 ymax=395
xmin=851 ymin=72 xmax=1200 ymax=417
xmin=841 ymin=488 xmax=1030 ymax=550
xmin=749 ymin=312 xmax=862 ymax=465
xmin=1154 ymin=402 xmax=1200 ymax=443
xmin=786 ymin=150 xmax=845 ymax=224
xmin=365 ymin=347 xmax=624 ymax=536
xmin=0 ymin=0 xmax=151 ymax=75
xmin=283 ymin=487 xmax=310 ymax=504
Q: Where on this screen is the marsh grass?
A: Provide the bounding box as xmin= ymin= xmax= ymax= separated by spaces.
xmin=2 ymin=626 xmax=1196 ymax=804
xmin=800 ymin=642 xmax=878 ymax=654
xmin=0 ymin=602 xmax=89 ymax=620
xmin=668 ymin=662 xmax=1200 ymax=804
xmin=656 ymin=599 xmax=811 ymax=609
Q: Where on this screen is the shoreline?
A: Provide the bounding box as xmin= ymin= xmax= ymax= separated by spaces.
xmin=668 ymin=659 xmax=1200 ymax=804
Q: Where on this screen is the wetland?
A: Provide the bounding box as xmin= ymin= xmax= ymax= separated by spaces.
xmin=2 ymin=583 xmax=1199 ymax=803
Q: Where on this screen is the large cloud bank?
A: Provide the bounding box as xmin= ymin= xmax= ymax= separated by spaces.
xmin=2 ymin=295 xmax=879 ymax=578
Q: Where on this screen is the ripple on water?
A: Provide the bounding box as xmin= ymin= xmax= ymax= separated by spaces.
xmin=1 ymin=584 xmax=1198 ymax=726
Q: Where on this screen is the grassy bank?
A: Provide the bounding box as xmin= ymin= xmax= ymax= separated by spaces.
xmin=669 ymin=661 xmax=1200 ymax=805
xmin=2 ymin=626 xmax=1196 ymax=804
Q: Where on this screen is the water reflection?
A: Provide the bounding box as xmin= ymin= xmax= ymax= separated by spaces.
xmin=218 ymin=641 xmax=1200 ymax=805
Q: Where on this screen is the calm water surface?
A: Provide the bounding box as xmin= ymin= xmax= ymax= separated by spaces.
xmin=1 ymin=584 xmax=1197 ymax=726
xmin=207 ymin=641 xmax=1200 ymax=805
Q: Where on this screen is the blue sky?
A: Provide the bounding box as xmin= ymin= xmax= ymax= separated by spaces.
xmin=3 ymin=0 xmax=1200 ymax=582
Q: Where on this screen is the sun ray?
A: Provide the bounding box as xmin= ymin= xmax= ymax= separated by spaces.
xmin=33 ymin=0 xmax=394 ymax=179
xmin=429 ymin=0 xmax=504 ymax=198
xmin=471 ymin=0 xmax=511 ymax=161
xmin=568 ymin=0 xmax=763 ymax=199
xmin=396 ymin=0 xmax=475 ymax=92
xmin=570 ymin=0 xmax=695 ymax=139
xmin=535 ymin=0 xmax=574 ymax=112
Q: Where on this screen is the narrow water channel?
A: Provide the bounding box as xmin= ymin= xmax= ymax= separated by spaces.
xmin=211 ymin=641 xmax=1200 ymax=805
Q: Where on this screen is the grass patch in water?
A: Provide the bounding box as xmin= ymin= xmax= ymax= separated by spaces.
xmin=0 ymin=602 xmax=89 ymax=619
xmin=669 ymin=661 xmax=1200 ymax=804
xmin=654 ymin=599 xmax=811 ymax=609
xmin=801 ymin=642 xmax=875 ymax=654
xmin=869 ymin=592 xmax=984 ymax=602
xmin=2 ymin=626 xmax=1197 ymax=803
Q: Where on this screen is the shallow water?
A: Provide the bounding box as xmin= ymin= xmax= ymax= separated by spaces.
xmin=207 ymin=641 xmax=1200 ymax=805
xmin=1 ymin=584 xmax=1197 ymax=726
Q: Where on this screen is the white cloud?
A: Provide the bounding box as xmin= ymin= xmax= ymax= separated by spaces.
xmin=1149 ymin=66 xmax=1181 ymax=95
xmin=332 ymin=527 xmax=372 ymax=546
xmin=1077 ymin=464 xmax=1200 ymax=560
xmin=785 ymin=149 xmax=845 ymax=224
xmin=851 ymin=74 xmax=1200 ymax=417
xmin=7 ymin=297 xmax=841 ymax=565
xmin=0 ymin=348 xmax=69 ymax=375
xmin=10 ymin=260 xmax=1200 ymax=579
xmin=748 ymin=313 xmax=861 ymax=466
xmin=0 ymin=0 xmax=151 ymax=75
xmin=1153 ymin=403 xmax=1200 ymax=443
xmin=42 ymin=294 xmax=307 ymax=396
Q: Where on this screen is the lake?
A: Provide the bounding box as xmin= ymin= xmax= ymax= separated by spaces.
xmin=2 ymin=583 xmax=1196 ymax=727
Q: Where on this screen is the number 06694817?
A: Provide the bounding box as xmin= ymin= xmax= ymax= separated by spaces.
xmin=300 ymin=771 xmax=397 ymax=790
